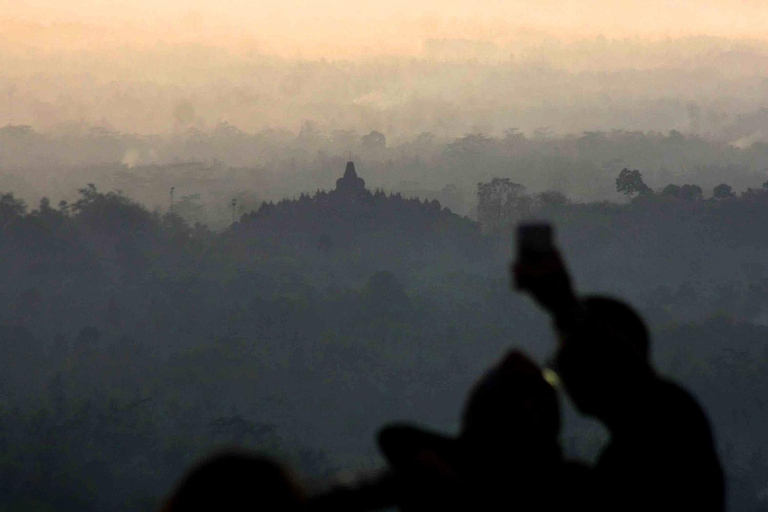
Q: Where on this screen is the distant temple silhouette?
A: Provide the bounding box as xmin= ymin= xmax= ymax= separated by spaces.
xmin=335 ymin=162 xmax=368 ymax=199
xmin=235 ymin=161 xmax=480 ymax=251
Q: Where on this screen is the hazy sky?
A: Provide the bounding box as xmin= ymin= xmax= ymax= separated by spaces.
xmin=3 ymin=0 xmax=768 ymax=57
xmin=3 ymin=0 xmax=768 ymax=136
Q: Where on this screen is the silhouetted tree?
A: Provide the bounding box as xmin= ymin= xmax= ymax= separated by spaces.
xmin=679 ymin=184 xmax=704 ymax=201
xmin=662 ymin=184 xmax=682 ymax=198
xmin=616 ymin=168 xmax=652 ymax=198
xmin=477 ymin=178 xmax=529 ymax=234
xmin=73 ymin=184 xmax=155 ymax=236
xmin=741 ymin=187 xmax=768 ymax=201
xmin=0 ymin=192 xmax=26 ymax=227
xmin=447 ymin=134 xmax=492 ymax=159
xmin=713 ymin=184 xmax=735 ymax=200
xmin=537 ymin=190 xmax=569 ymax=208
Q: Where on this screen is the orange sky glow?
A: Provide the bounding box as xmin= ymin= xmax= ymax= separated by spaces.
xmin=2 ymin=0 xmax=768 ymax=58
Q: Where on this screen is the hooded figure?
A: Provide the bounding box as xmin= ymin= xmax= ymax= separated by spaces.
xmin=377 ymin=350 xmax=566 ymax=511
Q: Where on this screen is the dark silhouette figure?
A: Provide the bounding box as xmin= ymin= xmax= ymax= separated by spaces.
xmin=304 ymin=350 xmax=566 ymax=511
xmin=161 ymin=451 xmax=306 ymax=512
xmin=375 ymin=350 xmax=564 ymax=511
xmin=514 ymin=241 xmax=725 ymax=511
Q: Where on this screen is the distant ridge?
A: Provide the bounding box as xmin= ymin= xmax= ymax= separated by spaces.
xmin=232 ymin=161 xmax=480 ymax=255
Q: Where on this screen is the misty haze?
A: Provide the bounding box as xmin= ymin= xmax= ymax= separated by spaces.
xmin=2 ymin=1 xmax=768 ymax=511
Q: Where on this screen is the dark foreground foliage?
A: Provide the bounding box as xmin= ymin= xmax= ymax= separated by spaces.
xmin=2 ymin=170 xmax=768 ymax=510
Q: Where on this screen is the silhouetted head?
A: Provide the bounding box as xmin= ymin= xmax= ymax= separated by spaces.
xmin=161 ymin=451 xmax=305 ymax=512
xmin=379 ymin=350 xmax=560 ymax=482
xmin=554 ymin=295 xmax=653 ymax=423
xmin=377 ymin=351 xmax=561 ymax=510
xmin=461 ymin=350 xmax=560 ymax=450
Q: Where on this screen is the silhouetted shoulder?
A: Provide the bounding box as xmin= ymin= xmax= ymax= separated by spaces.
xmin=597 ymin=377 xmax=725 ymax=512
xmin=639 ymin=379 xmax=716 ymax=437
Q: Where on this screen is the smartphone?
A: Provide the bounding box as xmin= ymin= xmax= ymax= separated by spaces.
xmin=516 ymin=223 xmax=554 ymax=259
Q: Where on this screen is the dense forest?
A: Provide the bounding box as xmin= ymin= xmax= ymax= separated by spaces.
xmin=3 ymin=157 xmax=768 ymax=510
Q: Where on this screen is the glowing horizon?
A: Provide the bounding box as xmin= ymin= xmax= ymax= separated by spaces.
xmin=2 ymin=1 xmax=768 ymax=58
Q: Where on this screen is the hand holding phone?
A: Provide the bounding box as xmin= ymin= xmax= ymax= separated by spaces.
xmin=512 ymin=223 xmax=577 ymax=316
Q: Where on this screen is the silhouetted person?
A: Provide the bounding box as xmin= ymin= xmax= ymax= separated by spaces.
xmin=304 ymin=350 xmax=566 ymax=511
xmin=374 ymin=350 xmax=565 ymax=511
xmin=161 ymin=450 xmax=306 ymax=512
xmin=513 ymin=241 xmax=725 ymax=511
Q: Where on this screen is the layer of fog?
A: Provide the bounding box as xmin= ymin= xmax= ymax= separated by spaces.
xmin=2 ymin=35 xmax=768 ymax=140
xmin=4 ymin=122 xmax=768 ymax=230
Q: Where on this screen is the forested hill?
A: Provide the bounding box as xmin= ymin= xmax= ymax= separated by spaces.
xmin=238 ymin=162 xmax=477 ymax=241
xmin=5 ymin=161 xmax=768 ymax=510
xmin=225 ymin=162 xmax=488 ymax=286
xmin=0 ymin=163 xmax=513 ymax=512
